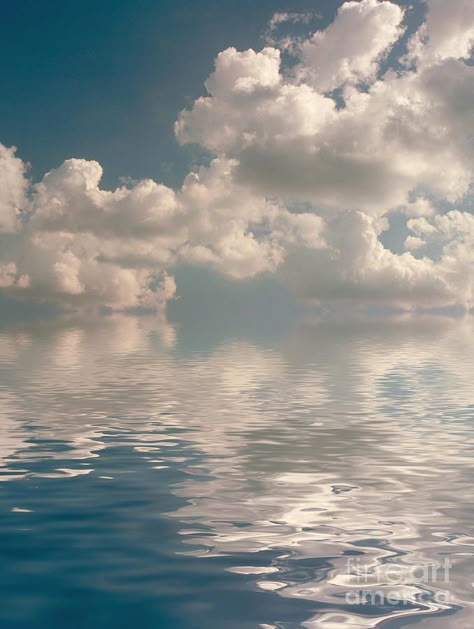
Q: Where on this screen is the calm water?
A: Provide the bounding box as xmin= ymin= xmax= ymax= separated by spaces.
xmin=0 ymin=315 xmax=473 ymax=628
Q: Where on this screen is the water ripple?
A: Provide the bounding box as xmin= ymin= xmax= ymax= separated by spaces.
xmin=0 ymin=315 xmax=473 ymax=628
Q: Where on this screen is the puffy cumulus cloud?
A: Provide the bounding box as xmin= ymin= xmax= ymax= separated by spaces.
xmin=401 ymin=198 xmax=436 ymax=218
xmin=407 ymin=0 xmax=474 ymax=66
xmin=281 ymin=211 xmax=468 ymax=308
xmin=408 ymin=211 xmax=474 ymax=244
xmin=0 ymin=263 xmax=29 ymax=289
xmin=298 ymin=0 xmax=405 ymax=91
xmin=177 ymin=158 xmax=326 ymax=279
xmin=2 ymin=0 xmax=474 ymax=312
xmin=0 ymin=150 xmax=183 ymax=309
xmin=176 ymin=46 xmax=335 ymax=155
xmin=175 ymin=0 xmax=474 ymax=309
xmin=0 ymin=144 xmax=28 ymax=233
xmin=176 ymin=5 xmax=473 ymax=214
xmin=405 ymin=211 xmax=474 ymax=305
xmin=280 ymin=207 xmax=474 ymax=309
xmin=0 ymin=147 xmax=322 ymax=310
xmin=176 ymin=158 xmax=284 ymax=279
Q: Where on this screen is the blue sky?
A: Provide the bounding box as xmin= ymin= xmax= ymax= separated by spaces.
xmin=0 ymin=0 xmax=472 ymax=316
xmin=0 ymin=0 xmax=343 ymax=318
xmin=0 ymin=0 xmax=347 ymax=188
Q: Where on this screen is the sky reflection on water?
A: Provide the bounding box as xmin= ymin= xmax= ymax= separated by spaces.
xmin=0 ymin=314 xmax=473 ymax=628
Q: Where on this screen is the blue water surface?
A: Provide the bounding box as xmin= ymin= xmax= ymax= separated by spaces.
xmin=0 ymin=315 xmax=473 ymax=628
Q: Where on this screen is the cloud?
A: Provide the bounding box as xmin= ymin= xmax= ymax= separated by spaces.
xmin=0 ymin=149 xmax=322 ymax=309
xmin=281 ymin=211 xmax=465 ymax=307
xmin=298 ymin=0 xmax=405 ymax=92
xmin=175 ymin=0 xmax=474 ymax=309
xmin=176 ymin=19 xmax=473 ymax=214
xmin=0 ymin=144 xmax=27 ymax=233
xmin=406 ymin=0 xmax=474 ymax=66
xmin=266 ymin=11 xmax=314 ymax=34
xmin=264 ymin=11 xmax=316 ymax=49
xmin=1 ymin=0 xmax=474 ymax=311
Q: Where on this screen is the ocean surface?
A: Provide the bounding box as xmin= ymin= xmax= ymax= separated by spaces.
xmin=0 ymin=314 xmax=473 ymax=628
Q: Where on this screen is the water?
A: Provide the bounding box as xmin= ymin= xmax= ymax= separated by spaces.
xmin=0 ymin=314 xmax=473 ymax=628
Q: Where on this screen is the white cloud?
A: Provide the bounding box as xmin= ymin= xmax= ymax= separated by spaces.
xmin=298 ymin=0 xmax=405 ymax=92
xmin=176 ymin=14 xmax=473 ymax=214
xmin=1 ymin=0 xmax=474 ymax=311
xmin=407 ymin=0 xmax=474 ymax=66
xmin=267 ymin=12 xmax=313 ymax=32
xmin=0 ymin=150 xmax=323 ymax=309
xmin=280 ymin=211 xmax=459 ymax=307
xmin=401 ymin=198 xmax=436 ymax=218
xmin=264 ymin=11 xmax=316 ymax=49
xmin=0 ymin=144 xmax=27 ymax=233
xmin=174 ymin=0 xmax=474 ymax=309
xmin=404 ymin=235 xmax=426 ymax=251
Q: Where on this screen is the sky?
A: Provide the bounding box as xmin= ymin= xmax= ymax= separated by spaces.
xmin=0 ymin=0 xmax=346 ymax=188
xmin=0 ymin=0 xmax=473 ymax=316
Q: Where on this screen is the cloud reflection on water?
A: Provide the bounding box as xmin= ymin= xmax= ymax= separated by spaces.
xmin=0 ymin=313 xmax=473 ymax=627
